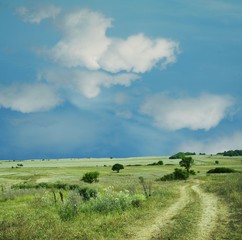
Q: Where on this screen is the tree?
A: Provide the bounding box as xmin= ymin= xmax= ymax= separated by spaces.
xmin=81 ymin=171 xmax=100 ymax=183
xmin=112 ymin=163 xmax=124 ymax=173
xmin=179 ymin=157 xmax=194 ymax=173
xmin=169 ymin=152 xmax=195 ymax=159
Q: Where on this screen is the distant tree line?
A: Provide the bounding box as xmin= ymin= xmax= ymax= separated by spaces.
xmin=217 ymin=150 xmax=242 ymax=156
xmin=207 ymin=167 xmax=237 ymax=174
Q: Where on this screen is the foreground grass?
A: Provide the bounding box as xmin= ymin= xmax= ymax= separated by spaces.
xmin=0 ymin=181 xmax=179 ymax=240
xmin=202 ymin=173 xmax=242 ymax=240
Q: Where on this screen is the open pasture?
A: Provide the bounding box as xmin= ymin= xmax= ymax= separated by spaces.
xmin=0 ymin=155 xmax=242 ymax=240
xmin=0 ymin=155 xmax=242 ymax=186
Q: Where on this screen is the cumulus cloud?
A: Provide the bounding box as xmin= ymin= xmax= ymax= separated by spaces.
xmin=0 ymin=84 xmax=62 ymax=113
xmin=8 ymin=7 xmax=179 ymax=114
xmin=47 ymin=9 xmax=179 ymax=73
xmin=140 ymin=93 xmax=234 ymax=131
xmin=39 ymin=69 xmax=140 ymax=98
xmin=178 ymin=132 xmax=242 ymax=154
xmin=50 ymin=9 xmax=112 ymax=69
xmin=16 ymin=5 xmax=61 ymax=24
xmin=100 ymin=34 xmax=179 ymax=73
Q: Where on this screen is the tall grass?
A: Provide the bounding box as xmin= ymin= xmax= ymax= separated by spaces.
xmin=0 ymin=181 xmax=178 ymax=240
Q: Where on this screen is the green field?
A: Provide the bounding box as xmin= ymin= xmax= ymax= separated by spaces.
xmin=0 ymin=155 xmax=242 ymax=240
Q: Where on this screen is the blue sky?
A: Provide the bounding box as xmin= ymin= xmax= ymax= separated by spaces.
xmin=0 ymin=0 xmax=242 ymax=159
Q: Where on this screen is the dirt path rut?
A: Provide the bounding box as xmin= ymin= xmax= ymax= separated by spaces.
xmin=191 ymin=183 xmax=218 ymax=240
xmin=131 ymin=181 xmax=221 ymax=240
xmin=132 ymin=185 xmax=191 ymax=240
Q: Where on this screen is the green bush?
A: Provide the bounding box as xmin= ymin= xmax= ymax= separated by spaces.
xmin=57 ymin=191 xmax=81 ymax=221
xmin=173 ymin=168 xmax=189 ymax=180
xmin=78 ymin=187 xmax=98 ymax=201
xmin=147 ymin=160 xmax=163 ymax=166
xmin=158 ymin=168 xmax=189 ymax=181
xmin=11 ymin=182 xmax=78 ymax=190
xmin=131 ymin=194 xmax=145 ymax=207
xmin=207 ymin=167 xmax=237 ymax=174
xmin=81 ymin=171 xmax=100 ymax=183
xmin=189 ymin=170 xmax=196 ymax=175
xmin=158 ymin=172 xmax=175 ymax=181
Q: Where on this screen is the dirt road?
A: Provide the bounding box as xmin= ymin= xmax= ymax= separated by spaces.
xmin=131 ymin=180 xmax=226 ymax=240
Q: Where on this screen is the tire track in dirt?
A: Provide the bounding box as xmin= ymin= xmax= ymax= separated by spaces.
xmin=132 ymin=185 xmax=191 ymax=240
xmin=131 ymin=181 xmax=222 ymax=240
xmin=191 ymin=183 xmax=218 ymax=240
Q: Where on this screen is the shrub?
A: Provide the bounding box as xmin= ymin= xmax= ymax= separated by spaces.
xmin=81 ymin=171 xmax=100 ymax=183
xmin=11 ymin=182 xmax=76 ymax=190
xmin=173 ymin=168 xmax=189 ymax=180
xmin=207 ymin=167 xmax=237 ymax=174
xmin=57 ymin=191 xmax=81 ymax=221
xmin=158 ymin=172 xmax=175 ymax=181
xmin=131 ymin=194 xmax=146 ymax=207
xmin=68 ymin=184 xmax=80 ymax=190
xmin=82 ymin=186 xmax=145 ymax=213
xmin=112 ymin=163 xmax=124 ymax=173
xmin=158 ymin=168 xmax=189 ymax=181
xmin=78 ymin=187 xmax=98 ymax=201
xmin=147 ymin=161 xmax=163 ymax=166
xmin=189 ymin=170 xmax=196 ymax=175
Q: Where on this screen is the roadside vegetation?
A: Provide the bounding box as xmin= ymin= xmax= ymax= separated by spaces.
xmin=0 ymin=154 xmax=242 ymax=239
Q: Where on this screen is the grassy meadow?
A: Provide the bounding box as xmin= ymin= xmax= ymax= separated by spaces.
xmin=0 ymin=155 xmax=242 ymax=239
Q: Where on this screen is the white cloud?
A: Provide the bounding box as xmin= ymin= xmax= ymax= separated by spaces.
xmin=16 ymin=5 xmax=61 ymax=24
xmin=39 ymin=69 xmax=140 ymax=98
xmin=178 ymin=132 xmax=242 ymax=154
xmin=47 ymin=9 xmax=179 ymax=73
xmin=100 ymin=34 xmax=179 ymax=73
xmin=49 ymin=9 xmax=112 ymax=69
xmin=140 ymin=93 xmax=234 ymax=131
xmin=0 ymin=84 xmax=62 ymax=113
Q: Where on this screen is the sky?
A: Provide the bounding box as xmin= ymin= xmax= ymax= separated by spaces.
xmin=0 ymin=0 xmax=242 ymax=159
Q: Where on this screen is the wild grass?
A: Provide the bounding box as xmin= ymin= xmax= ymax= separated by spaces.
xmin=203 ymin=173 xmax=242 ymax=240
xmin=0 ymin=181 xmax=178 ymax=240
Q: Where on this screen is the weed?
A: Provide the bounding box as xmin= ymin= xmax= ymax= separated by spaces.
xmin=57 ymin=191 xmax=81 ymax=221
xmin=139 ymin=177 xmax=152 ymax=197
